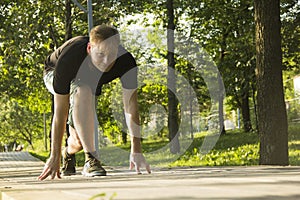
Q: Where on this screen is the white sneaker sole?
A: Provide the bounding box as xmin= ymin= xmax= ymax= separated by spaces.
xmin=81 ymin=171 xmax=106 ymax=177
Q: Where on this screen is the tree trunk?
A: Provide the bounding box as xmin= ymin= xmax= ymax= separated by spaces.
xmin=241 ymin=84 xmax=252 ymax=132
xmin=218 ymin=73 xmax=225 ymax=135
xmin=218 ymin=32 xmax=228 ymax=135
xmin=167 ymin=0 xmax=180 ymax=154
xmin=65 ymin=0 xmax=72 ymax=41
xmin=251 ymin=82 xmax=259 ymax=131
xmin=254 ymin=0 xmax=289 ymax=165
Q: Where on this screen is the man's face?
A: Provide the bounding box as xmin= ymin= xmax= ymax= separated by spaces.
xmin=88 ymin=40 xmax=118 ymax=72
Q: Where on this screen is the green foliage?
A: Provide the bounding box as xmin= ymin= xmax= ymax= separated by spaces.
xmin=0 ymin=95 xmax=44 ymax=149
xmin=183 ymin=0 xmax=257 ymax=120
xmin=281 ymin=1 xmax=300 ymax=71
xmin=1 ymin=1 xmax=54 ymax=101
xmin=102 ymin=120 xmax=123 ymax=144
xmin=97 ymin=81 xmax=124 ymax=144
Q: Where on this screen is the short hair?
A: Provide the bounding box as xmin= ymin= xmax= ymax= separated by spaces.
xmin=89 ymin=24 xmax=120 ymax=45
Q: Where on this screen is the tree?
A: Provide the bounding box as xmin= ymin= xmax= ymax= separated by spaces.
xmin=254 ymin=0 xmax=289 ymax=165
xmin=167 ymin=0 xmax=180 ymax=153
xmin=0 ymin=96 xmax=43 ymax=150
xmin=182 ymin=0 xmax=256 ymax=133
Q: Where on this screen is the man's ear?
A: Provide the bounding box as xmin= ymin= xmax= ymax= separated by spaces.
xmin=87 ymin=42 xmax=91 ymax=54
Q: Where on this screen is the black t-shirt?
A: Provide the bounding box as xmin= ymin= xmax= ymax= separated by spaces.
xmin=44 ymin=36 xmax=137 ymax=96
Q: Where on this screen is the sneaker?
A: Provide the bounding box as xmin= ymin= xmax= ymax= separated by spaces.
xmin=82 ymin=158 xmax=106 ymax=177
xmin=61 ymin=147 xmax=76 ymax=176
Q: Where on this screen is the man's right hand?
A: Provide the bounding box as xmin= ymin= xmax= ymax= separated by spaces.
xmin=38 ymin=156 xmax=61 ymax=181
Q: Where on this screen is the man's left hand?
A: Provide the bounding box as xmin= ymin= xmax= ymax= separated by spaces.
xmin=129 ymin=153 xmax=151 ymax=174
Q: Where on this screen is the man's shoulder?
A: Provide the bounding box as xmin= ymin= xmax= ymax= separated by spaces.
xmin=117 ymin=45 xmax=128 ymax=56
xmin=63 ymin=36 xmax=89 ymax=48
xmin=71 ymin=36 xmax=89 ymax=42
xmin=117 ymin=45 xmax=135 ymax=61
xmin=57 ymin=36 xmax=88 ymax=57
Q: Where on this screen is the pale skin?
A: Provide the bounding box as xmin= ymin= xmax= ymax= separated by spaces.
xmin=38 ymin=40 xmax=151 ymax=181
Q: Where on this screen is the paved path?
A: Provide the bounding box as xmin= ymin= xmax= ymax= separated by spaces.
xmin=1 ymin=151 xmax=300 ymax=200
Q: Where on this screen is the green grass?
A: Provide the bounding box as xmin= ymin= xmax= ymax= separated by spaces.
xmin=30 ymin=124 xmax=300 ymax=167
xmin=29 ymin=150 xmax=49 ymax=162
xmin=169 ymin=130 xmax=259 ymax=167
xmin=288 ymin=124 xmax=300 ymax=165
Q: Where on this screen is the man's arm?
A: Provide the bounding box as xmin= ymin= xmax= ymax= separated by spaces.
xmin=38 ymin=93 xmax=69 ymax=180
xmin=122 ymin=88 xmax=151 ymax=174
xmin=122 ymin=88 xmax=141 ymax=153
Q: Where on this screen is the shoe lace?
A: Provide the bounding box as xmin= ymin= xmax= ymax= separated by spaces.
xmin=62 ymin=153 xmax=73 ymax=169
xmin=89 ymin=158 xmax=101 ymax=168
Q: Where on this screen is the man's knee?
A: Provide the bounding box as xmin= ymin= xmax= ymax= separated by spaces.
xmin=73 ymin=85 xmax=93 ymax=104
xmin=68 ymin=136 xmax=82 ymax=149
xmin=74 ymin=85 xmax=92 ymax=97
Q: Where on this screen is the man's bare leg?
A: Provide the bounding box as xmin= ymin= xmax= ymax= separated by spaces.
xmin=67 ymin=126 xmax=83 ymax=154
xmin=71 ymin=85 xmax=106 ymax=176
xmin=72 ymin=85 xmax=97 ymax=155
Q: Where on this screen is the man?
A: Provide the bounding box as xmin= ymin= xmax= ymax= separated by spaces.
xmin=38 ymin=24 xmax=151 ymax=181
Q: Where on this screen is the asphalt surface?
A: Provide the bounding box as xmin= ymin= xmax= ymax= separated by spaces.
xmin=1 ymin=151 xmax=300 ymax=200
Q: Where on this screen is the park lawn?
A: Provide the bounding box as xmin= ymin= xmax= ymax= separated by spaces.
xmin=287 ymin=124 xmax=300 ymax=165
xmin=30 ymin=124 xmax=300 ymax=167
xmin=170 ymin=131 xmax=259 ymax=167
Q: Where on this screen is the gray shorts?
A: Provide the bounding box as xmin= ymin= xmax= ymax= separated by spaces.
xmin=43 ymin=71 xmax=98 ymax=129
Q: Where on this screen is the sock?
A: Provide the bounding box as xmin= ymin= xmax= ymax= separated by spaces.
xmin=85 ymin=151 xmax=97 ymax=162
xmin=65 ymin=147 xmax=73 ymax=157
